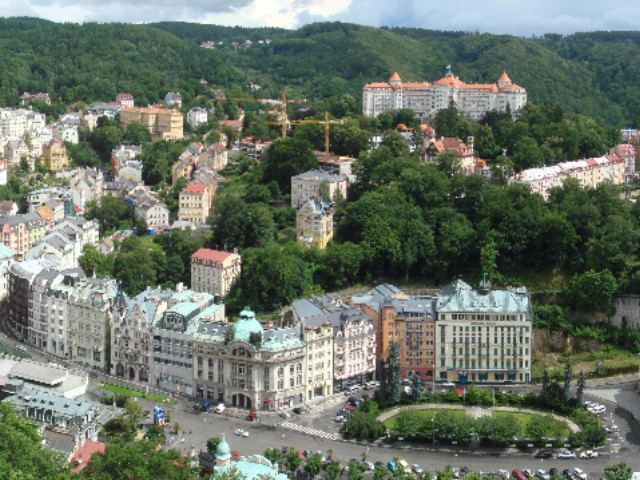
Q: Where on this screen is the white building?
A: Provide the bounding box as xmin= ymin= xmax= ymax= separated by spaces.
xmin=0 ymin=242 xmax=15 ymax=300
xmin=291 ymin=169 xmax=348 ymax=208
xmin=187 ymin=107 xmax=209 ymax=129
xmin=362 ymin=69 xmax=527 ymax=121
xmin=190 ymin=248 xmax=241 ymax=298
xmin=0 ymin=159 xmax=7 ymax=185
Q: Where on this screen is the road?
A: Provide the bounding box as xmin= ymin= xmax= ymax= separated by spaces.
xmin=115 ymin=385 xmax=637 ymax=478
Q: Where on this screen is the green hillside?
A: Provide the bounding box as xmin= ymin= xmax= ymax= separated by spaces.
xmin=0 ymin=17 xmax=237 ymax=106
xmin=150 ymin=22 xmax=637 ymax=125
xmin=0 ymin=18 xmax=638 ymax=125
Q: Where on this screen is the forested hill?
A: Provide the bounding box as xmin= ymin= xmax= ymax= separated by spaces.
xmin=0 ymin=17 xmax=236 ymax=107
xmin=0 ymin=18 xmax=639 ymax=126
xmin=149 ymin=22 xmax=640 ymax=126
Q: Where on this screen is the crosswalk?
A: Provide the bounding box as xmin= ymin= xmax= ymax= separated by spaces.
xmin=279 ymin=421 xmax=340 ymax=440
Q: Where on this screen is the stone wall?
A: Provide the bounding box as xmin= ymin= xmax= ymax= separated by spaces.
xmin=610 ymin=295 xmax=640 ymax=330
xmin=532 ymin=329 xmax=601 ymax=354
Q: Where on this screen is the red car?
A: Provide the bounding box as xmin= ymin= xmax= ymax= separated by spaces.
xmin=512 ymin=470 xmax=526 ymax=480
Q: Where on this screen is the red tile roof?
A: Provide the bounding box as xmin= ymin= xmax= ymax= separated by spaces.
xmin=192 ymin=248 xmax=234 ymax=262
xmin=181 ymin=184 xmax=206 ymax=194
xmin=71 ymin=440 xmax=106 ymax=472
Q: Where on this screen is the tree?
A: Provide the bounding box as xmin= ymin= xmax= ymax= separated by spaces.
xmin=89 ymin=124 xmax=124 ymax=162
xmin=525 ymin=415 xmax=555 ymax=441
xmin=114 ymin=246 xmax=157 ymax=295
xmin=262 ymin=137 xmax=317 ymax=194
xmin=326 ymin=459 xmax=342 ymax=480
xmin=124 ymin=121 xmax=152 ymax=145
xmin=304 ymin=453 xmax=323 ymax=479
xmin=575 ymin=370 xmax=586 ymax=407
xmin=542 ymin=369 xmax=550 ymax=394
xmin=79 ymin=439 xmax=196 ymax=479
xmin=283 ymin=447 xmax=302 ymax=473
xmin=124 ymin=397 xmax=144 ymax=426
xmin=563 ymin=357 xmax=573 ymax=404
xmin=568 ymin=269 xmax=618 ymax=314
xmin=603 ymin=463 xmax=633 ymax=480
xmin=0 ymin=403 xmax=70 ymax=480
xmin=79 ymin=244 xmax=105 ymax=277
xmin=410 ymin=373 xmax=422 ymax=403
xmin=348 ymin=460 xmax=365 ymax=480
xmin=263 ymin=447 xmax=282 ymax=465
xmin=393 ymin=409 xmax=416 ymax=437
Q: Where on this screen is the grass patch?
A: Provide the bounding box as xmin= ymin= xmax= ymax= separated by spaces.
xmin=532 ymin=348 xmax=640 ymax=379
xmin=492 ymin=411 xmax=570 ymax=438
xmin=101 ymin=383 xmax=175 ymax=404
xmin=384 ymin=408 xmax=466 ymax=429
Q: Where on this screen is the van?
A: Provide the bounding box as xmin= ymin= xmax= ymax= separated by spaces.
xmin=215 ymin=403 xmax=226 ymax=414
xmin=201 ymin=401 xmax=212 ymax=412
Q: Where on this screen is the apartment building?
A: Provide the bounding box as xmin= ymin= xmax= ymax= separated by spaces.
xmin=435 ymin=278 xmax=532 ymax=384
xmin=190 ymin=248 xmax=241 ymax=298
xmin=178 ymin=184 xmax=210 ymax=225
xmin=291 ymin=169 xmax=348 ymax=208
xmin=296 ymin=198 xmax=334 ymax=249
xmin=67 ymin=278 xmax=119 ymax=372
xmin=118 ymin=107 xmax=183 ymax=142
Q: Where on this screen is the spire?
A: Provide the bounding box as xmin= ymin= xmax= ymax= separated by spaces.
xmin=389 ymin=72 xmax=401 ymax=86
xmin=497 ymin=70 xmax=512 ymax=86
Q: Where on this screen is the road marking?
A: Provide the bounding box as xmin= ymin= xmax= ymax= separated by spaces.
xmin=279 ymin=421 xmax=340 ymax=441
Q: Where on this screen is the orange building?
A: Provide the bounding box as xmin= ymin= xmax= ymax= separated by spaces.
xmin=38 ymin=140 xmax=68 ymax=172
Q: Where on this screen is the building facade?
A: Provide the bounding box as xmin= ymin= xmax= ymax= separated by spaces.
xmin=178 ymin=184 xmax=210 ymax=225
xmin=190 ymin=248 xmax=241 ymax=298
xmin=118 ymin=107 xmax=183 ymax=142
xmin=296 ymin=198 xmax=334 ymax=249
xmin=435 ymin=279 xmax=532 ymax=384
xmin=363 ymin=69 xmax=527 ymax=121
xmin=67 ymin=278 xmax=118 ymax=372
xmin=192 ymin=307 xmax=308 ymax=410
xmin=291 ymin=169 xmax=348 ymax=208
xmin=38 ymin=140 xmax=68 ymax=172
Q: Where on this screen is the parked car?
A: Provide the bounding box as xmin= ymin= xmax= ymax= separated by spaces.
xmin=442 ymin=381 xmax=456 ymax=387
xmin=413 ymin=465 xmax=424 ymax=474
xmin=535 ymin=449 xmax=553 ymax=459
xmin=549 ymin=468 xmax=562 ymax=478
xmin=279 ymin=412 xmax=291 ymax=419
xmin=522 ymin=470 xmax=534 ymax=478
xmin=387 ymin=462 xmax=398 ymax=473
xmin=234 ymin=429 xmax=249 ymax=437
xmin=293 ymin=407 xmax=304 ymax=415
xmin=563 ymin=469 xmax=576 ymax=480
xmin=557 ymin=450 xmax=576 ymax=459
xmin=498 ymin=469 xmax=510 ymax=479
xmin=512 ymin=469 xmax=526 ymax=480
xmin=573 ymin=469 xmax=587 ymax=480
xmin=536 ymin=470 xmax=550 ymax=480
xmin=200 ymin=401 xmax=212 ymax=412
xmin=193 ymin=402 xmax=202 ymax=410
xmin=398 ymin=460 xmax=412 ymax=474
xmin=365 ymin=461 xmax=375 ymax=471
xmin=579 ymin=450 xmax=598 ymax=459
xmin=214 ymin=403 xmax=226 ymax=414
xmin=375 ymin=461 xmax=386 ymax=468
xmin=606 ymin=424 xmax=619 ymax=433
xmin=247 ymin=411 xmax=258 ymax=421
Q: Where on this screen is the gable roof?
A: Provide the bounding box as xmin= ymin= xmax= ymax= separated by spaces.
xmin=191 ymin=248 xmax=235 ymax=263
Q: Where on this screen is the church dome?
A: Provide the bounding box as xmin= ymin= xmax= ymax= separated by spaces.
xmin=216 ymin=433 xmax=231 ymax=460
xmin=232 ymin=307 xmax=264 ymax=342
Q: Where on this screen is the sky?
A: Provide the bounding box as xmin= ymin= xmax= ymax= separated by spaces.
xmin=3 ymin=0 xmax=640 ymax=36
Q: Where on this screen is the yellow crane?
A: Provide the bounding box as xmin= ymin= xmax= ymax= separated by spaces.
xmin=266 ymin=112 xmax=345 ymax=154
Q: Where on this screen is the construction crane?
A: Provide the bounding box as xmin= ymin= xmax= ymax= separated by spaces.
xmin=266 ymin=112 xmax=345 ymax=154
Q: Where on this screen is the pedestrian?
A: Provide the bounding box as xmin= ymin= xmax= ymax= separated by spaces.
xmin=203 ymin=417 xmax=207 ymax=423
xmin=189 ymin=428 xmax=192 ymax=434
xmin=181 ymin=437 xmax=185 ymax=444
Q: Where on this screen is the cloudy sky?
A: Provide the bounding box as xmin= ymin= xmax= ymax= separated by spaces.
xmin=2 ymin=0 xmax=640 ymax=35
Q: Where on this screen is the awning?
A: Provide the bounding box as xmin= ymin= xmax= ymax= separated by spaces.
xmin=261 ymin=398 xmax=273 ymax=402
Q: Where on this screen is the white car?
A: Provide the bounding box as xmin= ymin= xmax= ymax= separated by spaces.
xmin=573 ymin=469 xmax=587 ymax=480
xmin=234 ymin=428 xmax=249 ymax=437
xmin=279 ymin=412 xmax=291 ymax=419
xmin=442 ymin=381 xmax=456 ymax=388
xmin=412 ymin=465 xmax=423 ymax=474
xmin=557 ymin=451 xmax=576 ymax=459
xmin=523 ymin=469 xmax=534 ymax=478
xmin=214 ymin=404 xmax=226 ymax=414
xmin=579 ymin=450 xmax=598 ymax=459
xmin=606 ymin=424 xmax=619 ymax=433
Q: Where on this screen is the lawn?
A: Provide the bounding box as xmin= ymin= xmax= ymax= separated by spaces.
xmin=492 ymin=411 xmax=570 ymax=439
xmin=384 ymin=408 xmax=466 ymax=429
xmin=100 ymin=383 xmax=175 ymax=405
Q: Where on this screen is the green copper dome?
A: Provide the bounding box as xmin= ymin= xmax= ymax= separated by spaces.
xmin=216 ymin=433 xmax=231 ymax=460
xmin=232 ymin=307 xmax=263 ymax=342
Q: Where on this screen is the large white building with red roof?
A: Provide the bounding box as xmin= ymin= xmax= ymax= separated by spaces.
xmin=191 ymin=248 xmax=241 ymax=297
xmin=362 ymin=68 xmax=527 ymax=121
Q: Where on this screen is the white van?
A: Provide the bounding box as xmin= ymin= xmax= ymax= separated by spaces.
xmin=214 ymin=403 xmax=226 ymax=414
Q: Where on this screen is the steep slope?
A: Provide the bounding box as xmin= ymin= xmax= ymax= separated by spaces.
xmin=0 ymin=17 xmax=237 ymax=106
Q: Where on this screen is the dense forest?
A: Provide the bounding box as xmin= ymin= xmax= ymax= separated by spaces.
xmin=0 ymin=18 xmax=639 ymax=125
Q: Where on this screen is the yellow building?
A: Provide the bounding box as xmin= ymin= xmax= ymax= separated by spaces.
xmin=38 ymin=140 xmax=68 ymax=172
xmin=296 ymin=198 xmax=333 ymax=249
xmin=303 ymin=321 xmax=333 ymax=400
xmin=178 ymin=183 xmax=210 ymax=225
xmin=118 ymin=107 xmax=183 ymax=142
